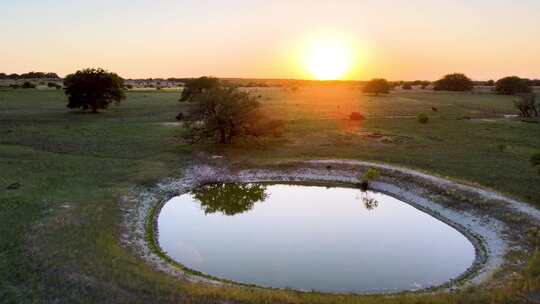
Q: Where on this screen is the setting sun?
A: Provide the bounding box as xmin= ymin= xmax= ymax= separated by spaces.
xmin=303 ymin=38 xmax=354 ymax=80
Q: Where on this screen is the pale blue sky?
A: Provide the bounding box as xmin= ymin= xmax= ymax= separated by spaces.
xmin=1 ymin=0 xmax=539 ymax=80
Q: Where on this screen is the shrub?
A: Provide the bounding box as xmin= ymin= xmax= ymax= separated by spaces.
xmin=349 ymin=112 xmax=365 ymax=120
xmin=531 ymin=152 xmax=540 ymax=167
xmin=64 ymin=68 xmax=125 ymax=113
xmin=514 ymin=94 xmax=538 ymax=117
xmin=359 ymin=168 xmax=381 ymax=191
xmin=495 ymin=76 xmax=531 ymax=95
xmin=21 ymin=81 xmax=36 ymax=89
xmin=524 ymin=250 xmax=540 ymax=282
xmin=417 ymin=113 xmax=429 ymax=124
xmin=402 ymin=83 xmax=412 ymax=90
xmin=433 ymin=73 xmax=473 ymax=91
xmin=362 ymin=79 xmax=390 ymax=95
xmin=47 ymin=82 xmax=61 ymax=89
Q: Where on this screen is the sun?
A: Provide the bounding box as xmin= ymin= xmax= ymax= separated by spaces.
xmin=303 ymin=38 xmax=353 ymax=80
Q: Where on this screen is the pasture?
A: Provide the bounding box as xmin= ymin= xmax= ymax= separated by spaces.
xmin=1 ymin=86 xmax=539 ymax=303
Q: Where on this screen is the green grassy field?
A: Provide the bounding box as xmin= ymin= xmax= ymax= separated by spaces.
xmin=1 ymin=87 xmax=539 ymax=303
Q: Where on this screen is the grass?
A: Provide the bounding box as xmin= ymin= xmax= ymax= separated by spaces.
xmin=0 ymin=86 xmax=539 ymax=303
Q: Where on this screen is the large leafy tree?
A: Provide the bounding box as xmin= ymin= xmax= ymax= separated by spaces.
xmin=362 ymin=78 xmax=390 ymax=95
xmin=433 ymin=73 xmax=473 ymax=91
xmin=181 ymin=80 xmax=284 ymax=144
xmin=495 ymin=76 xmax=532 ymax=95
xmin=64 ymin=68 xmax=126 ymax=113
xmin=180 ymin=76 xmax=220 ymax=101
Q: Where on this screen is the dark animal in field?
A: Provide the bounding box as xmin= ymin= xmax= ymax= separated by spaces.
xmin=432 ymin=107 xmax=438 ymax=112
xmin=176 ymin=112 xmax=184 ymax=121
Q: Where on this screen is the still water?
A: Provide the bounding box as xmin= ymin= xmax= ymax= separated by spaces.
xmin=157 ymin=183 xmax=475 ymax=293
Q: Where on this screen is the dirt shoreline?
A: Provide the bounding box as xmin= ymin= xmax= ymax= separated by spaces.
xmin=119 ymin=159 xmax=540 ymax=295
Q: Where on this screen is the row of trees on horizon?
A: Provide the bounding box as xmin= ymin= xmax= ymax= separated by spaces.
xmin=0 ymin=72 xmax=59 ymax=80
xmin=3 ymin=70 xmax=540 ymax=87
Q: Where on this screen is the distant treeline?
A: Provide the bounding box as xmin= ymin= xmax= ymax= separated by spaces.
xmin=474 ymin=79 xmax=540 ymax=86
xmin=0 ymin=72 xmax=60 ymax=79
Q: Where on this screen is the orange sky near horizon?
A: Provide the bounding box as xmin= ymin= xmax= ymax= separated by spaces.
xmin=1 ymin=1 xmax=540 ymax=81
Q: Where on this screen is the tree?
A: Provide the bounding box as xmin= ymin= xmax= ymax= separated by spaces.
xmin=63 ymin=68 xmax=125 ymax=113
xmin=495 ymin=76 xmax=532 ymax=95
xmin=181 ymin=81 xmax=285 ymax=144
xmin=402 ymin=83 xmax=412 ymax=90
xmin=362 ymin=78 xmax=390 ymax=95
xmin=486 ymin=80 xmax=495 ymax=86
xmin=433 ymin=73 xmax=473 ymax=91
xmin=180 ymin=76 xmax=220 ymax=101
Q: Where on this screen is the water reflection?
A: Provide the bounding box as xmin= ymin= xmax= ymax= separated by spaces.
xmin=193 ymin=183 xmax=267 ymax=215
xmin=362 ymin=195 xmax=379 ymax=210
xmin=158 ymin=183 xmax=475 ymax=293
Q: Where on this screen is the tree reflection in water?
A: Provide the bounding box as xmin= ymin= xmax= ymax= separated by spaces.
xmin=360 ymin=192 xmax=379 ymax=210
xmin=193 ymin=183 xmax=268 ymax=216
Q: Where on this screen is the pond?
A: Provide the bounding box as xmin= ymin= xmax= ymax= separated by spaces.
xmin=157 ymin=183 xmax=475 ymax=293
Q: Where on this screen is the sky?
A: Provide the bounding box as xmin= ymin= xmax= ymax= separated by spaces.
xmin=1 ymin=0 xmax=540 ymax=80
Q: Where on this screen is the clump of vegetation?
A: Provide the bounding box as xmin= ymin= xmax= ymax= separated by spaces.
xmin=181 ymin=79 xmax=285 ymax=144
xmin=531 ymin=152 xmax=540 ymax=167
xmin=497 ymin=144 xmax=507 ymax=152
xmin=47 ymin=82 xmax=61 ymax=89
xmin=179 ymin=76 xmax=220 ymax=101
xmin=433 ymin=73 xmax=473 ymax=91
xmin=402 ymin=83 xmax=412 ymax=90
xmin=349 ymin=112 xmax=365 ymax=120
xmin=417 ymin=113 xmax=429 ymax=124
xmin=514 ymin=93 xmax=538 ymax=117
xmin=21 ymin=81 xmax=36 ymax=89
xmin=531 ymin=152 xmax=540 ymax=176
xmin=495 ymin=76 xmax=532 ymax=95
xmin=362 ymin=78 xmax=390 ymax=95
xmin=64 ymin=68 xmax=126 ymax=113
xmin=523 ymin=250 xmax=540 ymax=290
xmin=359 ymin=168 xmax=381 ymax=191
